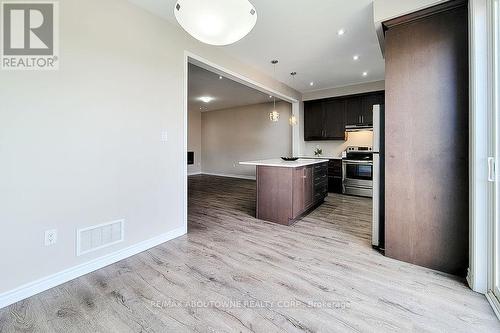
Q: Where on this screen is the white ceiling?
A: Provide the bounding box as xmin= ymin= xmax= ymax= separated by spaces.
xmin=189 ymin=64 xmax=283 ymax=112
xmin=130 ymin=0 xmax=385 ymax=93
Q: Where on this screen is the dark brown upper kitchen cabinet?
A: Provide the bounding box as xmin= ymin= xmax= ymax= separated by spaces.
xmin=360 ymin=94 xmax=384 ymax=125
xmin=345 ymin=97 xmax=362 ymax=126
xmin=304 ymin=100 xmax=345 ymax=141
xmin=323 ymin=99 xmax=346 ymax=139
xmin=303 ymin=101 xmax=324 ymax=140
xmin=383 ymin=0 xmax=468 ymax=276
xmin=304 ymin=91 xmax=384 ymax=141
xmin=345 ymin=92 xmax=384 ymax=126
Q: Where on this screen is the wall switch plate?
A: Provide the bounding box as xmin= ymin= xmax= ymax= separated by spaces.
xmin=161 ymin=130 xmax=168 ymax=142
xmin=45 ymin=229 xmax=57 ymax=246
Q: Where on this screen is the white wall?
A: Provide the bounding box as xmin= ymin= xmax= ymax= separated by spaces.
xmin=373 ymin=0 xmax=448 ymax=23
xmin=0 ymin=0 xmax=300 ymax=304
xmin=201 ymin=102 xmax=292 ymax=178
xmin=303 ymin=81 xmax=385 ymax=101
xmin=188 ymin=108 xmax=202 ymax=175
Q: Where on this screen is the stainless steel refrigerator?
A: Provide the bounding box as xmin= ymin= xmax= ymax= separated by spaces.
xmin=372 ymin=104 xmax=384 ymax=250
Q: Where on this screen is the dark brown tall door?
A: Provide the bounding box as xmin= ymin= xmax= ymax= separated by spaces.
xmin=323 ymin=100 xmax=345 ymax=139
xmin=304 ymin=101 xmax=324 ymax=140
xmin=384 ymin=3 xmax=468 ymax=276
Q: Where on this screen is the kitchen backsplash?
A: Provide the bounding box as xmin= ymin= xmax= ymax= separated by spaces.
xmin=301 ymin=131 xmax=373 ymax=158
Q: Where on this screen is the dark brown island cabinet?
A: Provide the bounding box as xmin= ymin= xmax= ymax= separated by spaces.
xmin=239 ymin=159 xmax=328 ymax=225
xmin=383 ymin=0 xmax=469 ymax=276
xmin=328 ymin=159 xmax=343 ymax=194
xmin=304 ymin=91 xmax=385 ymax=141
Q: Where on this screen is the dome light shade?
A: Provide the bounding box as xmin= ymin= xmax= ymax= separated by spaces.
xmin=174 ymin=0 xmax=257 ymax=46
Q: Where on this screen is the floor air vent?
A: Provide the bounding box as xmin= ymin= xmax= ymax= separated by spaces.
xmin=77 ymin=219 xmax=124 ymax=256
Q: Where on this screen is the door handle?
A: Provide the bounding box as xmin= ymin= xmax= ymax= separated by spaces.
xmin=488 ymin=157 xmax=496 ymax=182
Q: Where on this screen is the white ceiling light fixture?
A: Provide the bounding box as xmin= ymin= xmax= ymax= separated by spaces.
xmin=353 ymin=55 xmax=360 ymax=61
xmin=362 ymin=71 xmax=368 ymax=77
xmin=310 ymin=82 xmax=314 ymax=86
xmin=174 ymin=0 xmax=258 ymax=46
xmin=337 ymin=29 xmax=345 ymax=36
xmin=198 ymin=96 xmax=215 ymax=103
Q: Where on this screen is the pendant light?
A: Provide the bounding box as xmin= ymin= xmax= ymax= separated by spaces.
xmin=174 ymin=0 xmax=257 ymax=46
xmin=289 ymin=72 xmax=298 ymax=126
xmin=269 ymin=60 xmax=280 ymax=122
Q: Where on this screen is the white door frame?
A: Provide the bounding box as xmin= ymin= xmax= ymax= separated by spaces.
xmin=182 ymin=51 xmax=301 ymax=231
xmin=486 ymin=0 xmax=500 ymax=318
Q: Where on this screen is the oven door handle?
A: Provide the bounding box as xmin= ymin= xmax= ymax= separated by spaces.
xmin=342 ymin=160 xmax=373 ymax=165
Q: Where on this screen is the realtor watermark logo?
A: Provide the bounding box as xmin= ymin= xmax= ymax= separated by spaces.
xmin=1 ymin=1 xmax=59 ymax=70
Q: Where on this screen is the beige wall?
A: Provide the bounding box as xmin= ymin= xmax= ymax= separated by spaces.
xmin=0 ymin=0 xmax=300 ymax=299
xmin=202 ymin=102 xmax=292 ymax=178
xmin=188 ymin=108 xmax=202 ymax=175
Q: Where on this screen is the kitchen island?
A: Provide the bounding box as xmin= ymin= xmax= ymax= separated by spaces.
xmin=239 ymin=158 xmax=329 ymax=225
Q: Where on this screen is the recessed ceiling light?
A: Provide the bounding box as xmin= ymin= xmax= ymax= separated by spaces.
xmin=362 ymin=72 xmax=368 ymax=77
xmin=310 ymin=82 xmax=314 ymax=86
xmin=198 ymin=96 xmax=214 ymax=103
xmin=269 ymin=95 xmax=272 ymax=98
xmin=219 ymin=75 xmax=223 ymax=80
xmin=353 ymin=55 xmax=360 ymax=61
xmin=337 ymin=29 xmax=345 ymax=36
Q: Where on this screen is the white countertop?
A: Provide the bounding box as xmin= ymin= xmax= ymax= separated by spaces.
xmin=239 ymin=158 xmax=330 ymax=168
xmin=299 ymin=156 xmax=343 ymax=160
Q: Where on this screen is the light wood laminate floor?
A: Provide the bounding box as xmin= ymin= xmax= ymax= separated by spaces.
xmin=0 ymin=175 xmax=498 ymax=332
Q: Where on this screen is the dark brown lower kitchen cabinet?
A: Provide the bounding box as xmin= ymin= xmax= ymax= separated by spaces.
xmin=383 ymin=0 xmax=468 ymax=276
xmin=292 ymin=166 xmax=313 ymax=216
xmin=328 ymin=159 xmax=343 ymax=193
xmin=313 ymin=162 xmax=329 ymax=202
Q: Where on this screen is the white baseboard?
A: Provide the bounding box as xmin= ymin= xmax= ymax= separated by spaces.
xmin=201 ymin=172 xmax=256 ymax=180
xmin=188 ymin=171 xmax=201 ymax=176
xmin=0 ymin=226 xmax=186 ymax=309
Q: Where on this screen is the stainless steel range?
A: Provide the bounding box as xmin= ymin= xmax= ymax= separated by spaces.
xmin=342 ymin=146 xmax=373 ymax=197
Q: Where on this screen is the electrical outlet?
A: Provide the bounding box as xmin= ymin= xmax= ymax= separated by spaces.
xmin=45 ymin=229 xmax=57 ymax=246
